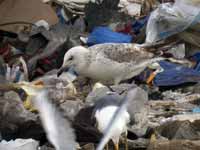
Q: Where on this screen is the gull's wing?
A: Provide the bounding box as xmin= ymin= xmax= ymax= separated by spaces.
xmin=89 ymin=43 xmax=154 ymax=63
xmin=33 ymin=90 xmax=76 ymax=150
xmin=96 ymin=87 xmax=140 ymax=150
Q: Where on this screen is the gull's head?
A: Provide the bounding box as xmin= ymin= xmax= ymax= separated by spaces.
xmin=57 ymin=46 xmax=90 ymax=77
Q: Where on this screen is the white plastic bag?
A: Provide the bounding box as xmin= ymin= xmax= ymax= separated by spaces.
xmin=118 ymin=0 xmax=142 ymax=16
xmin=146 ymin=0 xmax=200 ymax=43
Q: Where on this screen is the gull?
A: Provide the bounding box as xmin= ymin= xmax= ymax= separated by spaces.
xmin=14 ymin=82 xmax=77 ymax=150
xmin=93 ymin=92 xmax=130 ymax=150
xmin=57 ymin=43 xmax=164 ymax=85
xmin=96 ymin=87 xmax=140 ymax=150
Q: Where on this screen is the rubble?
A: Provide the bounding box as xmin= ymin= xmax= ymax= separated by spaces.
xmin=118 ymin=0 xmax=159 ymax=17
xmin=1 ymin=0 xmax=200 ymax=150
xmin=147 ymin=140 xmax=200 ymax=150
xmin=0 ymin=138 xmax=39 ymax=150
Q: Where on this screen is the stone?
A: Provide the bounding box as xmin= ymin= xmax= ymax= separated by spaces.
xmin=0 ymin=138 xmax=39 ymax=150
xmin=148 ymin=140 xmax=200 ymax=150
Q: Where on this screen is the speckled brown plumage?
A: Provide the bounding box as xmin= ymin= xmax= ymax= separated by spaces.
xmin=60 ymin=43 xmax=164 ymax=85
xmin=89 ymin=43 xmax=154 ymax=63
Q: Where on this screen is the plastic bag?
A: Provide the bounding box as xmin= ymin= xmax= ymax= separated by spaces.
xmin=146 ymin=0 xmax=200 ymax=43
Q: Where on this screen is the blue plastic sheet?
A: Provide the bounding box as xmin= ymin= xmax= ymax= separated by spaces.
xmin=192 ymin=107 xmax=200 ymax=113
xmin=87 ymin=26 xmax=132 ymax=46
xmin=153 ymin=60 xmax=200 ymax=86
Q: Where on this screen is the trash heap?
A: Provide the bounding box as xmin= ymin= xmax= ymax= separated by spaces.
xmin=1 ymin=0 xmax=200 ymax=150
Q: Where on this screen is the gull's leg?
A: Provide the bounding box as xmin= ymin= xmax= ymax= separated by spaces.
xmin=114 ymin=78 xmax=121 ymax=85
xmin=105 ymin=143 xmax=109 ymax=150
xmin=112 ymin=137 xmax=119 ymax=150
xmin=85 ymin=77 xmax=93 ymax=91
xmin=106 ymin=85 xmax=115 ymax=92
xmin=114 ymin=143 xmax=119 ymax=150
xmin=125 ymin=131 xmax=128 ymax=150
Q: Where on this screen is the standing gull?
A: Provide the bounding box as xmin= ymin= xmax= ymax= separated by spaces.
xmin=96 ymin=88 xmax=141 ymax=150
xmin=93 ymin=93 xmax=130 ymax=150
xmin=57 ymin=43 xmax=164 ymax=84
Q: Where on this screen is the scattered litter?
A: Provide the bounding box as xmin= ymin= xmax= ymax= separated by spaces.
xmin=0 ymin=0 xmax=58 ymax=33
xmin=0 ymin=139 xmax=39 ymax=150
xmin=1 ymin=0 xmax=200 ymax=149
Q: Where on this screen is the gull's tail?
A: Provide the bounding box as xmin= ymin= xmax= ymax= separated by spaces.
xmin=126 ymin=57 xmax=165 ymax=80
xmin=33 ymin=90 xmax=76 ymax=150
xmin=143 ymin=57 xmax=165 ymax=66
xmin=135 ymin=57 xmax=165 ymax=70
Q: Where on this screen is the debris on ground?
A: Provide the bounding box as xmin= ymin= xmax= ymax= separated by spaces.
xmin=0 ymin=138 xmax=39 ymax=150
xmin=1 ymin=0 xmax=200 ymax=150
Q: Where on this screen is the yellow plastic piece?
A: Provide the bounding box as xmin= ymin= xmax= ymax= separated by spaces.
xmin=23 ymin=96 xmax=37 ymax=112
xmin=21 ymin=80 xmax=44 ymax=112
xmin=150 ymin=133 xmax=157 ymax=143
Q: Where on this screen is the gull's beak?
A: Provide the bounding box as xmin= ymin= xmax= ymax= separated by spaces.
xmin=57 ymin=67 xmax=66 ymax=77
xmin=57 ymin=61 xmax=71 ymax=77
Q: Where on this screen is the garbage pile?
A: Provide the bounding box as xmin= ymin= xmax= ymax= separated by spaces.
xmin=1 ymin=0 xmax=200 ymax=150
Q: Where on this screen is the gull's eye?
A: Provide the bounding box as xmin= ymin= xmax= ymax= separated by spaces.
xmin=68 ymin=56 xmax=73 ymax=61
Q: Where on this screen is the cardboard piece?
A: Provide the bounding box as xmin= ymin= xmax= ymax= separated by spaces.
xmin=0 ymin=0 xmax=58 ymax=33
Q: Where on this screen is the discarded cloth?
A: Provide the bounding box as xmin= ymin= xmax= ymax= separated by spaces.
xmin=138 ymin=59 xmax=200 ymax=86
xmin=115 ymin=16 xmax=149 ymax=35
xmin=153 ymin=61 xmax=200 ymax=86
xmin=87 ymin=26 xmax=132 ymax=46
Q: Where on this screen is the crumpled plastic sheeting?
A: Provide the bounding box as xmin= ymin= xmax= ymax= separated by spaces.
xmin=87 ymin=26 xmax=132 ymax=46
xmin=51 ymin=0 xmax=99 ymax=15
xmin=118 ymin=0 xmax=142 ymax=16
xmin=153 ymin=60 xmax=200 ymax=86
xmin=146 ymin=0 xmax=200 ymax=43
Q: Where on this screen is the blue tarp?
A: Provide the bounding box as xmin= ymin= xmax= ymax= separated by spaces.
xmin=153 ymin=60 xmax=200 ymax=86
xmin=87 ymin=26 xmax=132 ymax=46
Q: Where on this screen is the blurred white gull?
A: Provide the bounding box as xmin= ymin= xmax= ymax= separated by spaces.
xmin=19 ymin=83 xmax=76 ymax=150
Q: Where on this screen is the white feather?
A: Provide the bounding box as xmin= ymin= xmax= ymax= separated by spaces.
xmin=95 ymin=106 xmax=130 ymax=144
xmin=33 ymin=90 xmax=76 ymax=150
